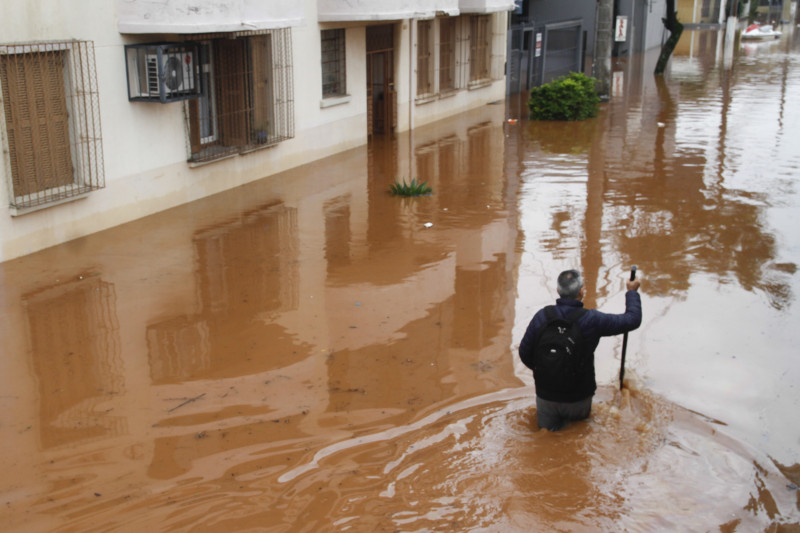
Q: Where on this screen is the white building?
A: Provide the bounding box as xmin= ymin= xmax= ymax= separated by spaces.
xmin=0 ymin=0 xmax=514 ymax=262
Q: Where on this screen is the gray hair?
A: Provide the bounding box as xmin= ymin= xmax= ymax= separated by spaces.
xmin=557 ymin=269 xmax=583 ymax=299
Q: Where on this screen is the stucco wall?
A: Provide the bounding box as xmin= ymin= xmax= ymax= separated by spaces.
xmin=0 ymin=1 xmax=510 ymax=262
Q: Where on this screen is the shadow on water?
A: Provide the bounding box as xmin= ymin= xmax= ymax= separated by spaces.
xmin=1 ymin=27 xmax=799 ymax=532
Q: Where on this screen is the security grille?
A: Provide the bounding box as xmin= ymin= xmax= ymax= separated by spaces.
xmin=321 ymin=29 xmax=346 ymax=98
xmin=438 ymin=17 xmax=457 ymax=93
xmin=470 ymin=15 xmax=491 ymax=83
xmin=0 ymin=40 xmax=104 ymax=211
xmin=417 ymin=20 xmax=434 ymax=98
xmin=541 ymin=21 xmax=583 ymax=85
xmin=184 ymin=29 xmax=294 ymax=163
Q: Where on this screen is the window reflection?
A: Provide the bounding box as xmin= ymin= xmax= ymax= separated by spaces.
xmin=24 ymin=277 xmax=123 ymax=449
xmin=146 ymin=202 xmax=302 ymax=383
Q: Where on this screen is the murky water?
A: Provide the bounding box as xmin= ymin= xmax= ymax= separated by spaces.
xmin=2 ymin=28 xmax=800 ymax=531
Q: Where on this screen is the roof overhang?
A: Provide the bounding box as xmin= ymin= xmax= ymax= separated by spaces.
xmin=458 ymin=0 xmax=517 ymax=13
xmin=317 ymin=0 xmax=460 ymax=22
xmin=116 ymin=0 xmax=305 ymax=34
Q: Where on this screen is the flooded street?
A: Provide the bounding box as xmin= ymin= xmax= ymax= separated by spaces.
xmin=2 ymin=27 xmax=800 ymax=531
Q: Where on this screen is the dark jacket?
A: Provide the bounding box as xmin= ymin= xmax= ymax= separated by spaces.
xmin=518 ymin=291 xmax=642 ymax=402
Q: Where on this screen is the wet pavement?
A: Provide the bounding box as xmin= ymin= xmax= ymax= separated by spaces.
xmin=2 ymin=27 xmax=800 ymax=531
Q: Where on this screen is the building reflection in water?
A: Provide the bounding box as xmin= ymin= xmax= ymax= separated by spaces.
xmin=147 ymin=203 xmax=302 ymax=384
xmin=601 ymin=42 xmax=794 ymax=308
xmin=140 ymin=102 xmax=521 ymax=482
xmin=518 ymin=38 xmax=794 ymax=310
xmin=24 ymin=276 xmax=124 ymax=449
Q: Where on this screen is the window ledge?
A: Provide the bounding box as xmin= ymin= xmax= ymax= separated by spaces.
xmin=188 ymin=153 xmax=239 ymax=168
xmin=320 ymin=95 xmax=352 ymax=108
xmin=240 ymin=142 xmax=279 ymax=155
xmin=10 ymin=192 xmax=91 ymax=216
xmin=415 ymin=94 xmax=437 ymax=105
xmin=188 ymin=141 xmax=281 ymax=167
xmin=468 ymin=79 xmax=492 ymax=90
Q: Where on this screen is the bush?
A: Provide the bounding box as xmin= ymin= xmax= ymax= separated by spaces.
xmin=528 ymin=72 xmax=600 ymax=121
xmin=390 ymin=178 xmax=432 ymax=197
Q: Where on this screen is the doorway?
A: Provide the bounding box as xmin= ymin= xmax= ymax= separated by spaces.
xmin=507 ymin=24 xmax=536 ymax=94
xmin=366 ymin=25 xmax=396 ymax=137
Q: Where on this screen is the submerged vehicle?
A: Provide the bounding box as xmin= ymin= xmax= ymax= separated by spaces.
xmin=742 ymin=22 xmax=782 ymax=40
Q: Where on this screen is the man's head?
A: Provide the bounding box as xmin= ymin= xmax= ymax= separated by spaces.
xmin=557 ymin=269 xmax=584 ymax=300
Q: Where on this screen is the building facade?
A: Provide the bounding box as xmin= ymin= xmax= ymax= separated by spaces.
xmin=507 ymin=0 xmax=674 ymax=95
xmin=0 ymin=0 xmax=514 ymax=262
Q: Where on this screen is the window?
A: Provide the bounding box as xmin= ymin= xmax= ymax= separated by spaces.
xmin=321 ymin=29 xmax=346 ymax=98
xmin=439 ymin=18 xmax=457 ymax=93
xmin=469 ymin=15 xmax=491 ymax=83
xmin=186 ymin=29 xmax=294 ymax=163
xmin=417 ymin=20 xmax=433 ymax=98
xmin=0 ymin=41 xmax=104 ymax=211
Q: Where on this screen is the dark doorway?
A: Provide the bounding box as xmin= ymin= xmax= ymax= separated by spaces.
xmin=507 ymin=24 xmax=535 ymax=94
xmin=366 ymin=25 xmax=396 ymax=137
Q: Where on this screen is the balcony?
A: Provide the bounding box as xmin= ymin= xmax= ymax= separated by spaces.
xmin=317 ymin=0 xmax=460 ymax=22
xmin=116 ymin=0 xmax=305 ymax=34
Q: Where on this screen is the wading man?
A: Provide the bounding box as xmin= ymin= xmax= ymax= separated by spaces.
xmin=518 ymin=269 xmax=641 ymax=431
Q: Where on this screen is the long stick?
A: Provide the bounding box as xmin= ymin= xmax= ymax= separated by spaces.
xmin=168 ymin=393 xmax=206 ymax=413
xmin=619 ymin=266 xmax=637 ymax=390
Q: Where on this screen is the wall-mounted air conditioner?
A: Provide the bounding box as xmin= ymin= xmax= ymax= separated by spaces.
xmin=125 ymin=43 xmax=200 ymax=103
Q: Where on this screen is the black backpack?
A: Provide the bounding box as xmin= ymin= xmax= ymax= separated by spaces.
xmin=532 ymin=306 xmax=588 ymax=391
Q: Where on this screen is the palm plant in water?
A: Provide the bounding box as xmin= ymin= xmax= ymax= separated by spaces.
xmin=389 ymin=178 xmax=433 ymax=197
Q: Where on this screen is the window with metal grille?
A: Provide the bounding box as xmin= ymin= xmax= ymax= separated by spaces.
xmin=469 ymin=15 xmax=491 ymax=83
xmin=186 ymin=29 xmax=294 ymax=163
xmin=439 ymin=17 xmax=457 ymax=93
xmin=417 ymin=20 xmax=433 ymax=98
xmin=0 ymin=40 xmax=104 ymax=212
xmin=321 ymin=29 xmax=346 ymax=98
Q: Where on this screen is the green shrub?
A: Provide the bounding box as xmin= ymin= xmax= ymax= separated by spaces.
xmin=528 ymin=72 xmax=600 ymax=121
xmin=390 ymin=178 xmax=432 ymax=197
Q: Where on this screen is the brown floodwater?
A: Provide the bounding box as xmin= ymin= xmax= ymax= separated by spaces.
xmin=2 ymin=28 xmax=800 ymax=531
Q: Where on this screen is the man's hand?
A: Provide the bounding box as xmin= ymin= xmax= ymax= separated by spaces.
xmin=627 ymin=280 xmax=641 ymax=292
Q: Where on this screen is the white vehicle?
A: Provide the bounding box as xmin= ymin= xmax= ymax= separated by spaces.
xmin=741 ymin=22 xmax=782 ymax=40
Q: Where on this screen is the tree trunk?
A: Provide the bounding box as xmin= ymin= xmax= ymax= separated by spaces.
xmin=654 ymin=0 xmax=684 ymax=75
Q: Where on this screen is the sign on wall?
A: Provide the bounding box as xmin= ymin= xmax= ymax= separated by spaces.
xmin=615 ymin=16 xmax=628 ymax=42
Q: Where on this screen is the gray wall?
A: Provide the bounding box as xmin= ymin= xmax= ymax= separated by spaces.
xmin=528 ymin=0 xmax=598 ymax=55
xmin=615 ymin=0 xmax=669 ymax=54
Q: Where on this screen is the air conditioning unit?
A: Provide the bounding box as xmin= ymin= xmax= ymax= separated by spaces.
xmin=126 ymin=43 xmax=200 ymax=103
xmin=147 ymin=51 xmax=196 ymax=95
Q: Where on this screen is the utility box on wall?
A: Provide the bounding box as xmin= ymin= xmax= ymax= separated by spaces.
xmin=125 ymin=43 xmax=200 ymax=103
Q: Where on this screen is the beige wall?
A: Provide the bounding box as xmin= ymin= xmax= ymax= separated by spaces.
xmin=0 ymin=1 xmax=510 ymax=262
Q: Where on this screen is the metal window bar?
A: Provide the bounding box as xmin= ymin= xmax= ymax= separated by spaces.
xmin=185 ymin=28 xmax=294 ymax=163
xmin=455 ymin=16 xmax=471 ymax=89
xmin=0 ymin=40 xmax=104 ymax=210
xmin=416 ymin=20 xmax=433 ymax=98
xmin=469 ymin=15 xmax=491 ymax=83
xmin=437 ymin=17 xmax=457 ymax=93
xmin=321 ymin=29 xmax=346 ymax=97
